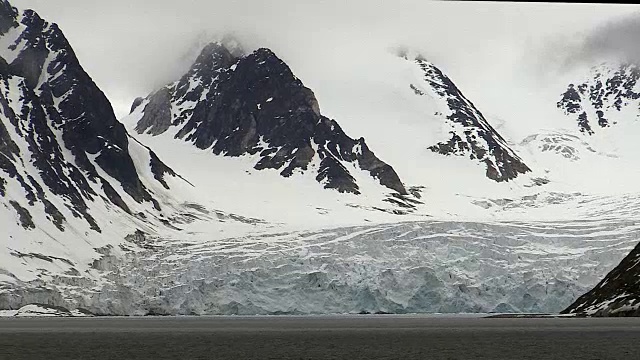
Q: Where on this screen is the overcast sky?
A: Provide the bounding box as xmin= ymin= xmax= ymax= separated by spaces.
xmin=10 ymin=0 xmax=640 ymax=120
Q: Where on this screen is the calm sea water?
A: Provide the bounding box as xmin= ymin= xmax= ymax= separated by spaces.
xmin=1 ymin=315 xmax=639 ymax=359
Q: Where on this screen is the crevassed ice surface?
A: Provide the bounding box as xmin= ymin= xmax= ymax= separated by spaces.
xmin=5 ymin=218 xmax=637 ymax=315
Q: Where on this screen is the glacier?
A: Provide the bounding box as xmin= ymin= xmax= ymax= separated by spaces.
xmin=3 ymin=217 xmax=638 ymax=315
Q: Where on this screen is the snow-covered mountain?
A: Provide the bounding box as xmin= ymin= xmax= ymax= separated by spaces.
xmin=403 ymin=53 xmax=530 ymax=182
xmin=557 ymin=63 xmax=640 ymax=135
xmin=122 ymin=41 xmax=543 ymax=223
xmin=0 ymin=0 xmax=260 ymax=308
xmin=127 ymin=42 xmax=426 ymax=214
xmin=497 ymin=58 xmax=640 ymax=203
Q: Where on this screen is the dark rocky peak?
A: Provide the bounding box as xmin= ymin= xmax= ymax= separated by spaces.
xmin=175 ymin=42 xmax=238 ymax=95
xmin=557 ymin=63 xmax=640 ymax=134
xmin=193 ymin=42 xmax=239 ymax=72
xmin=8 ymin=12 xmax=151 ymax=205
xmin=134 ymin=42 xmax=240 ymax=134
xmin=404 ymin=54 xmax=530 ymax=182
xmin=0 ymin=2 xmax=188 ymax=232
xmin=133 ymin=43 xmax=412 ymax=200
xmin=6 ymin=9 xmax=83 ymax=91
xmin=217 ymin=35 xmax=245 ymax=57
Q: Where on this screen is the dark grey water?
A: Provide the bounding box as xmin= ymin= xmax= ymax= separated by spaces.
xmin=1 ymin=316 xmax=639 ymax=359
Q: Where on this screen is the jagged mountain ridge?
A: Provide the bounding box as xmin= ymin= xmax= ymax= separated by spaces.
xmin=562 ymin=241 xmax=640 ymax=316
xmin=130 ymin=42 xmax=413 ymax=199
xmin=402 ymin=54 xmax=531 ymax=182
xmin=0 ymin=2 xmax=184 ymax=217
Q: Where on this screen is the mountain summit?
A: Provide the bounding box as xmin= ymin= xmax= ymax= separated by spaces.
xmin=400 ymin=53 xmax=531 ymax=182
xmin=129 ymin=42 xmax=417 ymax=205
xmin=0 ymin=2 xmax=187 ymax=218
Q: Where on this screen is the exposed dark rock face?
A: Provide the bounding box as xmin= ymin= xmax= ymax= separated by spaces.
xmin=557 ymin=64 xmax=640 ymax=134
xmin=563 ymin=242 xmax=640 ymax=317
xmin=9 ymin=200 xmax=34 ymax=229
xmin=408 ymin=56 xmax=530 ymax=182
xmin=130 ymin=97 xmax=144 ymax=114
xmin=135 ymin=88 xmax=172 ymax=136
xmin=0 ymin=0 xmax=16 ymax=33
xmin=0 ymin=0 xmax=184 ymax=232
xmin=133 ymin=43 xmax=408 ymax=196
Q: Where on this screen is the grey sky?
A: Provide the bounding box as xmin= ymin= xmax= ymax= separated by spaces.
xmin=568 ymin=12 xmax=640 ymax=68
xmin=10 ymin=0 xmax=640 ymax=119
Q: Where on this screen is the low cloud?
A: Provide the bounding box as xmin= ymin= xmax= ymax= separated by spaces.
xmin=528 ymin=10 xmax=640 ymax=82
xmin=10 ymin=0 xmax=638 ymax=119
xmin=578 ymin=12 xmax=640 ymax=65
